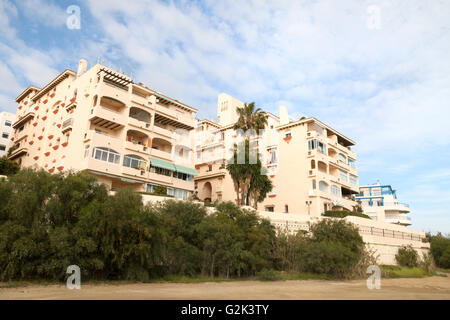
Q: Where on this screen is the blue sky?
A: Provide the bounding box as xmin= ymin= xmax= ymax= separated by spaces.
xmin=0 ymin=0 xmax=449 ymax=233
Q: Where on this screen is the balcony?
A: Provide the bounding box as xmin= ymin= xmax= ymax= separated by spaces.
xmin=84 ymin=131 xmax=123 ymax=151
xmin=148 ymin=171 xmax=173 ymax=184
xmin=151 ymin=148 xmax=172 ymax=161
xmin=97 ymin=80 xmax=130 ymax=105
xmin=128 ymin=116 xmax=151 ymax=131
xmin=125 ymin=141 xmax=150 ymax=155
xmin=8 ymin=146 xmax=28 ymax=160
xmin=383 ymin=202 xmax=410 ymax=213
xmin=384 ymin=214 xmax=412 ymax=226
xmin=121 ymin=165 xmax=148 ymax=178
xmin=12 ymin=111 xmax=35 ymax=129
xmin=154 ymin=105 xmax=195 ymax=130
xmin=153 ymin=125 xmax=174 ymax=139
xmin=62 ymin=118 xmax=74 ymax=133
xmin=89 ymin=106 xmax=126 ymax=130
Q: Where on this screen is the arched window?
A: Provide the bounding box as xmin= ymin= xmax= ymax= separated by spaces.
xmin=123 ymin=154 xmax=147 ymax=169
xmin=92 ymin=147 xmax=120 ymax=164
xmin=319 ymin=181 xmax=329 ymax=193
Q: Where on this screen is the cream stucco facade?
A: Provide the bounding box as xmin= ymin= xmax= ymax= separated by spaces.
xmin=194 ymin=93 xmax=360 ymax=217
xmin=8 ymin=60 xmax=198 ymax=199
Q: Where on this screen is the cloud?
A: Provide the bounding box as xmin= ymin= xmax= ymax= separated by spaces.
xmin=15 ymin=0 xmax=67 ymax=28
xmin=1 ymin=0 xmax=449 ymax=232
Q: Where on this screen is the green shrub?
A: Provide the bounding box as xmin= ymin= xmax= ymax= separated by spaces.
xmin=430 ymin=234 xmax=450 ymax=268
xmin=256 ymin=269 xmax=280 ymax=281
xmin=395 ymin=245 xmax=419 ymax=268
xmin=153 ymin=185 xmax=168 ymax=196
xmin=0 ymin=157 xmax=20 ymax=176
xmin=324 ymin=210 xmax=371 ymax=220
xmin=296 ymin=219 xmax=365 ymax=278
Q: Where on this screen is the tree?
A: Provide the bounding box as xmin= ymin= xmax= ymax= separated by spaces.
xmin=248 ymin=165 xmax=272 ymax=209
xmin=226 ymin=140 xmax=260 ymax=206
xmin=0 ymin=156 xmax=20 ymax=176
xmin=233 ymin=102 xmax=267 ymax=133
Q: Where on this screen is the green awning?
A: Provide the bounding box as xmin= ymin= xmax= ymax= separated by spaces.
xmin=149 ymin=157 xmax=176 ymax=171
xmin=120 ymin=177 xmax=139 ymax=183
xmin=174 ymin=164 xmax=197 ymax=176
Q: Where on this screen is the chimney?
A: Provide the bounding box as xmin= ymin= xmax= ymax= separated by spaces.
xmin=279 ymin=105 xmax=289 ymax=125
xmin=77 ymin=59 xmax=88 ymax=76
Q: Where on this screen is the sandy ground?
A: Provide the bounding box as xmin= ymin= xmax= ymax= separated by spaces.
xmin=1 ymin=276 xmax=449 ymax=300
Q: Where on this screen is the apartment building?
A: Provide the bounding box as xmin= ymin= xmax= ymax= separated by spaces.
xmin=8 ymin=60 xmax=198 ymax=199
xmin=194 ymin=94 xmax=360 ymax=216
xmin=0 ymin=112 xmax=15 ymax=157
xmin=356 ymin=181 xmax=412 ymax=226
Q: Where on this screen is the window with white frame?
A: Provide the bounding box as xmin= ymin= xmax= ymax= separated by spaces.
xmin=339 ymin=169 xmax=347 ymax=182
xmin=123 ymin=154 xmax=147 ymax=169
xmin=331 ymin=185 xmax=341 ymax=197
xmin=308 ymin=139 xmax=326 ymax=155
xmin=348 ymin=158 xmax=356 ymax=168
xmin=84 ymin=145 xmax=90 ymax=158
xmin=92 ymin=147 xmax=120 ymax=164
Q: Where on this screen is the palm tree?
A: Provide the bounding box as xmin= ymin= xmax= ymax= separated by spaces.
xmin=233 ymin=102 xmax=267 ymax=135
xmin=227 ymin=102 xmax=269 ymax=206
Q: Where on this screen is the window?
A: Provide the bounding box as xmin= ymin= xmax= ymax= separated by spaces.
xmin=173 ymin=171 xmax=192 ymax=181
xmin=84 ymin=145 xmax=90 ymax=158
xmin=331 ymin=185 xmax=340 ymax=197
xmin=349 ymin=174 xmax=357 ymax=185
xmin=319 ymin=181 xmax=329 ymax=192
xmin=0 ymin=145 xmax=5 ymax=151
xmin=146 ymin=183 xmax=158 ymax=193
xmin=266 ymin=206 xmax=274 ymax=212
xmin=285 ymin=132 xmax=291 ymax=138
xmin=270 ymin=151 xmax=277 ymax=164
xmin=92 ymin=147 xmax=120 ymax=164
xmin=208 ymin=165 xmax=212 ymax=172
xmin=285 ymin=205 xmax=289 ymax=213
xmin=308 ymin=139 xmax=326 ymax=154
xmin=167 ymin=187 xmax=189 ymax=200
xmin=4 ymin=121 xmax=11 ymax=127
xmin=18 ymin=126 xmax=24 ymax=133
xmin=2 ymin=133 xmax=8 ymax=139
xmin=312 ymin=179 xmax=316 ymax=189
xmin=348 ymin=158 xmax=356 ymax=168
xmin=123 ymin=154 xmax=146 ymax=169
xmin=339 ymin=169 xmax=347 ymax=182
xmin=150 ymin=165 xmax=172 ymax=176
xmin=338 ymin=153 xmax=346 ymax=163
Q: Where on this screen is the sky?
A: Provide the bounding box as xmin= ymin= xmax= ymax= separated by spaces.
xmin=0 ymin=0 xmax=449 ymax=234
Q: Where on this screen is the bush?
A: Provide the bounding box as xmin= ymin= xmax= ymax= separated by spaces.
xmin=256 ymin=269 xmax=280 ymax=281
xmin=323 ymin=210 xmax=371 ymax=220
xmin=0 ymin=157 xmax=20 ymax=176
xmin=430 ymin=233 xmax=450 ymax=268
xmin=153 ymin=185 xmax=168 ymax=196
xmin=296 ymin=219 xmax=365 ymax=278
xmin=395 ymin=245 xmax=419 ymax=268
